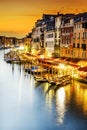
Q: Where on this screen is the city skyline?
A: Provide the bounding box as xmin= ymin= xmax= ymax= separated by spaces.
xmin=0 ymin=0 xmax=87 ymax=38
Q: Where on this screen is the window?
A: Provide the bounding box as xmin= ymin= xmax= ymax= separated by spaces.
xmin=46 ymin=42 xmax=47 ymax=47
xmin=78 ymin=33 xmax=80 ymax=39
xmin=74 ymin=33 xmax=76 ymax=39
xmin=82 ymin=52 xmax=86 ymax=58
xmin=73 ymin=43 xmax=75 ymax=48
xmin=78 ymin=24 xmax=80 ymax=28
xmin=82 ymin=22 xmax=87 ymax=29
xmin=68 ymin=50 xmax=70 ymax=55
xmin=82 ymin=44 xmax=86 ymax=50
xmin=55 ymin=33 xmax=57 ymax=38
xmin=83 ymin=32 xmax=86 ymax=39
xmin=82 ymin=32 xmax=85 ymax=39
xmin=47 ymin=33 xmax=53 ymax=38
xmin=84 ymin=32 xmax=86 ymax=39
xmin=65 ymin=50 xmax=67 ymax=54
xmin=77 ymin=43 xmax=80 ymax=48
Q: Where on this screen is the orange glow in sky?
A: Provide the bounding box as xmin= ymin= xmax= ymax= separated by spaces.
xmin=0 ymin=0 xmax=87 ymax=38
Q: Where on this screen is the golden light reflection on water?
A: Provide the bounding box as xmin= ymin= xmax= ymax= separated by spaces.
xmin=43 ymin=83 xmax=49 ymax=94
xmin=74 ymin=83 xmax=84 ymax=105
xmin=43 ymin=81 xmax=87 ymax=125
xmin=64 ymin=84 xmax=72 ymax=103
xmin=56 ymin=87 xmax=66 ymax=124
xmin=74 ymin=82 xmax=87 ymax=116
xmin=44 ymin=83 xmax=55 ymax=111
xmin=45 ymin=90 xmax=55 ymax=110
xmin=83 ymin=89 xmax=87 ymax=115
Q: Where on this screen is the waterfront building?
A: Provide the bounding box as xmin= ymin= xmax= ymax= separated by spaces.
xmin=5 ymin=37 xmax=13 ymax=48
xmin=0 ymin=36 xmax=6 ymax=48
xmin=44 ymin=29 xmax=55 ymax=57
xmin=31 ymin=14 xmax=57 ymax=55
xmin=32 ymin=20 xmax=43 ymax=50
xmin=24 ymin=33 xmax=32 ymax=52
xmin=55 ymin=13 xmax=62 ymax=57
xmin=44 ymin=14 xmax=56 ymax=57
xmin=30 ymin=12 xmax=87 ymax=60
xmin=73 ymin=13 xmax=87 ymax=59
xmin=60 ymin=17 xmax=74 ymax=57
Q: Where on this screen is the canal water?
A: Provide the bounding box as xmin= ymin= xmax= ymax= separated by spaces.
xmin=0 ymin=49 xmax=87 ymax=130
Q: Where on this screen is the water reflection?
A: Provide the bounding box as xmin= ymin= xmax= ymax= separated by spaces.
xmin=56 ymin=87 xmax=66 ymax=124
xmin=18 ymin=65 xmax=23 ymax=106
xmin=0 ymin=50 xmax=87 ymax=130
xmin=73 ymin=81 xmax=87 ymax=116
xmin=12 ymin=64 xmax=14 ymax=74
xmin=83 ymin=89 xmax=87 ymax=115
xmin=43 ymin=80 xmax=87 ymax=127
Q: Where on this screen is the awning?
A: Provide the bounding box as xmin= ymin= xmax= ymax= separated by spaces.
xmin=78 ymin=66 xmax=87 ymax=72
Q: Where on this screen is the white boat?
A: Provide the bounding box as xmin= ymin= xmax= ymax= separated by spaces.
xmin=35 ymin=75 xmax=47 ymax=82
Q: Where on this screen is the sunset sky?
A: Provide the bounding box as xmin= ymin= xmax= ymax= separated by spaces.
xmin=0 ymin=0 xmax=87 ymax=38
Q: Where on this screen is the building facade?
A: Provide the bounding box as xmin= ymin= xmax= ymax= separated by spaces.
xmin=55 ymin=14 xmax=62 ymax=57
xmin=73 ymin=16 xmax=87 ymax=59
xmin=31 ymin=14 xmax=57 ymax=53
xmin=44 ymin=29 xmax=55 ymax=56
xmin=60 ymin=18 xmax=74 ymax=57
xmin=30 ymin=12 xmax=87 ymax=59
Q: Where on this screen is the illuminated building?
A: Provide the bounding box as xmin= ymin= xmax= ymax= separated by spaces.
xmin=23 ymin=33 xmax=32 ymax=52
xmin=59 ymin=14 xmax=74 ymax=58
xmin=73 ymin=13 xmax=87 ymax=59
xmin=0 ymin=36 xmax=6 ymax=48
xmin=44 ymin=28 xmax=55 ymax=56
xmin=31 ymin=14 xmax=57 ymax=53
xmin=55 ymin=13 xmax=62 ymax=57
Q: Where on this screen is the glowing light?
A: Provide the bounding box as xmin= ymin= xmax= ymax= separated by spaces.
xmin=19 ymin=45 xmax=24 ymax=50
xmin=31 ymin=48 xmax=37 ymax=55
xmin=40 ymin=55 xmax=44 ymax=59
xmin=44 ymin=83 xmax=55 ymax=111
xmin=47 ymin=52 xmax=52 ymax=58
xmin=45 ymin=49 xmax=52 ymax=58
xmin=58 ymin=63 xmax=65 ymax=69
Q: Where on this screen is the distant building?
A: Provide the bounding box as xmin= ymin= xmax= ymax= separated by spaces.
xmin=24 ymin=33 xmax=32 ymax=52
xmin=0 ymin=36 xmax=6 ymax=48
xmin=5 ymin=37 xmax=13 ymax=47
